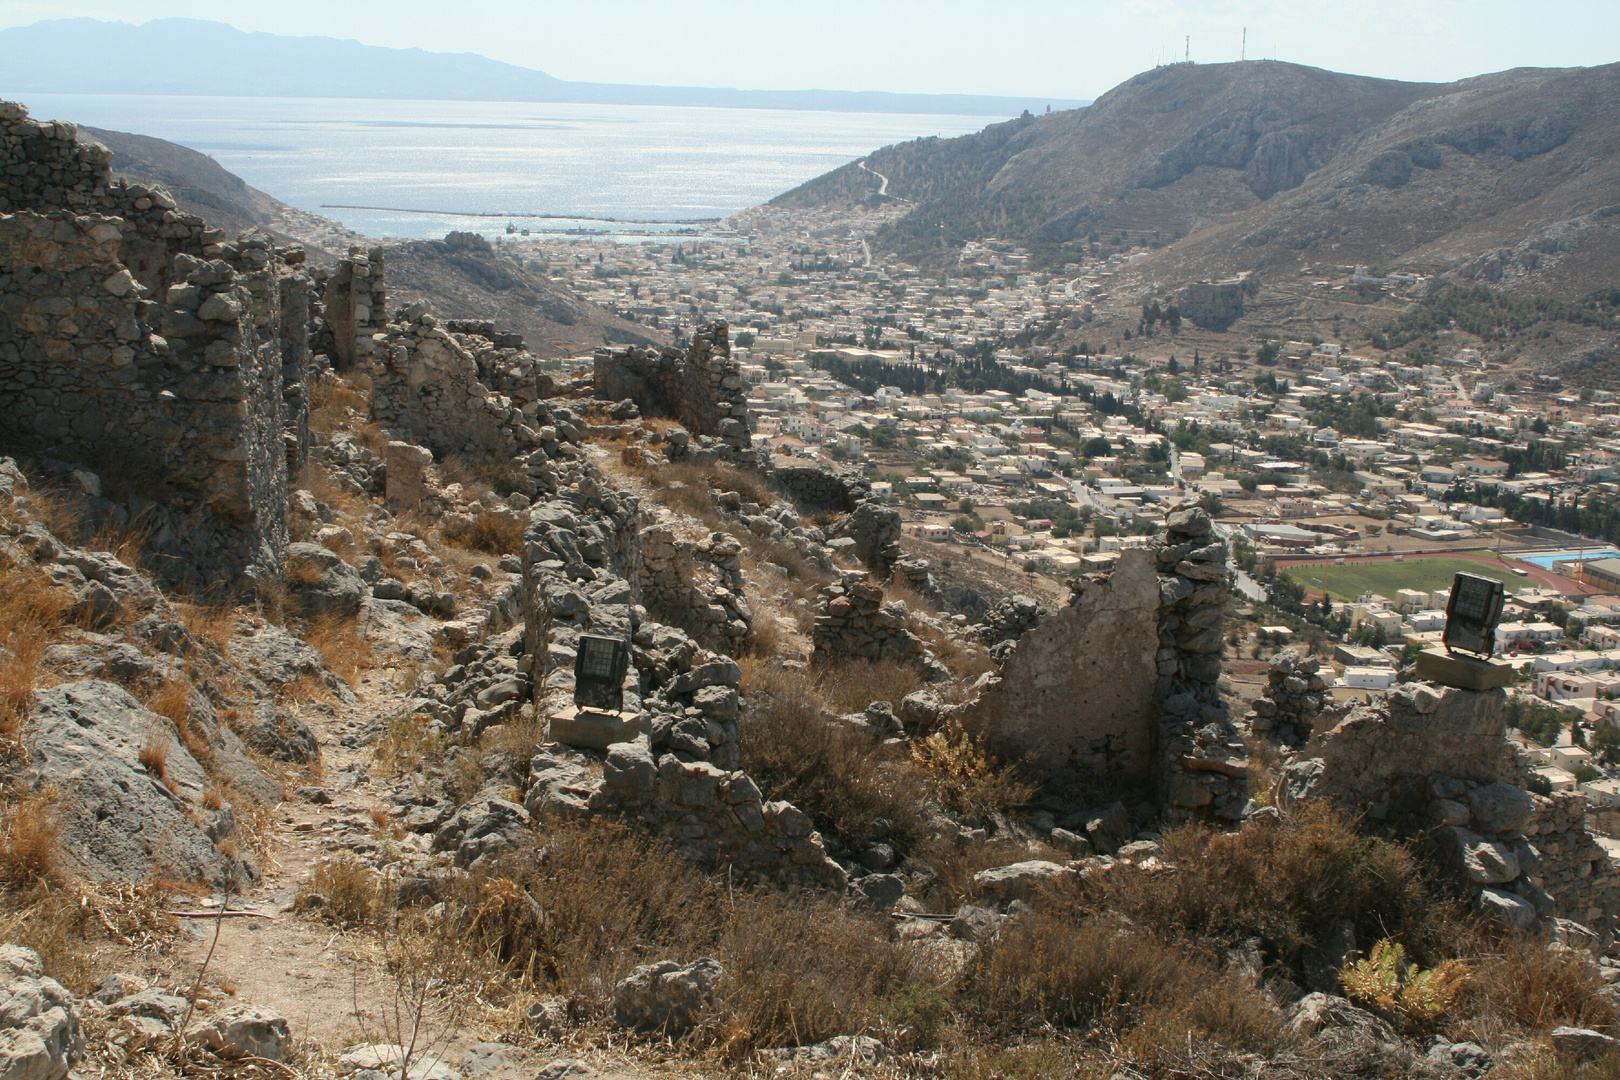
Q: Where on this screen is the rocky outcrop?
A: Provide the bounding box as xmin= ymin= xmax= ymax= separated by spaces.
xmin=610 ymin=958 xmax=723 ymax=1035
xmin=25 ymin=681 xmax=256 ymax=885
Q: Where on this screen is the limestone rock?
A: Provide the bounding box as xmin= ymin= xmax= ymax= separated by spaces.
xmin=183 ymin=1004 xmax=291 ymax=1061
xmin=610 ymin=958 xmax=723 ymax=1035
xmin=971 ymin=860 xmax=1075 ymax=903
xmin=1476 ymin=886 xmax=1538 ymax=931
xmin=0 ymin=945 xmax=81 ymax=1080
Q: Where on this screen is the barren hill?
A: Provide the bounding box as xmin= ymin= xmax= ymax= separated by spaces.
xmin=779 ymin=59 xmax=1620 ymax=298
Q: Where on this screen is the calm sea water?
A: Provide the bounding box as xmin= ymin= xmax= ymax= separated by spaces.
xmin=16 ymin=94 xmax=990 ymax=240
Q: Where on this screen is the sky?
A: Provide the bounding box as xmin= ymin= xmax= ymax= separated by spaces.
xmin=1 ymin=0 xmax=1616 ymax=100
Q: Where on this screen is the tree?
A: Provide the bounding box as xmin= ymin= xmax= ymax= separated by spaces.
xmin=1593 ymin=724 xmax=1620 ymax=764
xmin=1199 ymin=491 xmax=1223 ymax=516
xmin=1257 ymin=339 xmax=1282 ymax=366
xmin=1162 ymin=378 xmax=1188 ymax=403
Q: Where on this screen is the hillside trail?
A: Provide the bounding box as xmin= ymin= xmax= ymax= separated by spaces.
xmin=165 ymin=672 xmax=706 ymax=1080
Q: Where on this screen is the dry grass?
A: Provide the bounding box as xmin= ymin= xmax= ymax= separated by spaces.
xmin=286 ymin=560 xmax=326 ymax=588
xmin=0 ymin=552 xmax=71 ymax=740
xmin=440 ymin=452 xmax=528 ymax=499
xmin=738 ymin=662 xmax=931 ymax=847
xmin=698 ymin=894 xmax=943 ymax=1056
xmin=441 ymin=512 xmax=524 ymax=556
xmin=374 ymin=714 xmax=447 ymax=779
xmin=172 ymin=600 xmax=239 ymax=655
xmin=964 ymin=911 xmax=1287 ymax=1053
xmin=303 ymin=613 xmax=374 ymax=688
xmin=0 ymin=794 xmax=58 ymax=888
xmin=138 ymin=732 xmax=176 ymax=793
xmin=817 ymin=657 xmax=924 ymax=715
xmin=1450 ymin=933 xmax=1619 ymax=1043
xmin=1083 ymin=803 xmax=1440 ymax=958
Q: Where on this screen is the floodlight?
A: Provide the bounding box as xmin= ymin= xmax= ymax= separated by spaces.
xmin=1443 ymin=572 xmax=1505 ymax=659
xmin=573 ymin=634 xmax=629 ymax=711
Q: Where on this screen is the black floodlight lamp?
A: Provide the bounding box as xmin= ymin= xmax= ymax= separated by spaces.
xmin=1443 ymin=572 xmax=1505 ymax=659
xmin=573 ymin=634 xmax=629 ymax=712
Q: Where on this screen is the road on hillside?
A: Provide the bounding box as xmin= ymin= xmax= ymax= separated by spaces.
xmin=856 ymin=158 xmax=889 ymax=195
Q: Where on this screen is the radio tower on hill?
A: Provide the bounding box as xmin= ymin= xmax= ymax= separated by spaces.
xmin=1241 ymin=27 xmax=1247 ymax=61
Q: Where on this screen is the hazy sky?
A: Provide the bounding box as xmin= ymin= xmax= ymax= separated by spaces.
xmin=2 ymin=0 xmax=1616 ymax=99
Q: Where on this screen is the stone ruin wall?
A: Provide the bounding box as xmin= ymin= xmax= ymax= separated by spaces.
xmin=0 ymin=100 xmax=313 ymax=588
xmin=593 ymin=321 xmax=750 ymax=452
xmin=953 ymin=548 xmax=1162 ymax=783
xmin=937 ymin=507 xmax=1246 ymax=818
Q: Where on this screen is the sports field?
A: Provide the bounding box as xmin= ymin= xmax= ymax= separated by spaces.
xmin=1282 ymin=554 xmax=1524 ymax=602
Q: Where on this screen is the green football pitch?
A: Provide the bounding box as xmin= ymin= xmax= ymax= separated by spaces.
xmin=1282 ymin=554 xmax=1523 ymax=602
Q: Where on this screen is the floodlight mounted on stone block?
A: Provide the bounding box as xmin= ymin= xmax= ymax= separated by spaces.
xmin=573 ymin=634 xmax=629 ymax=712
xmin=1443 ymin=572 xmax=1505 ymax=659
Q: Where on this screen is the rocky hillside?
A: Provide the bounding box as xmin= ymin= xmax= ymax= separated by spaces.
xmin=381 ymin=232 xmax=664 ymax=357
xmin=780 ymin=60 xmax=1620 ymax=298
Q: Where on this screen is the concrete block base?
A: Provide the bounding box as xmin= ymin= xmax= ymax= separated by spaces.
xmin=548 ymin=706 xmax=641 ymax=749
xmin=1414 ymin=648 xmax=1514 ymax=691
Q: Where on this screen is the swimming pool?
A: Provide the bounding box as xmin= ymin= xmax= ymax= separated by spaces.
xmin=1519 ymin=549 xmax=1620 ymax=568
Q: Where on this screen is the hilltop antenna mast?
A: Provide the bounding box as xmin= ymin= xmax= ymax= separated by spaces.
xmin=1185 ymin=36 xmax=1190 ymax=63
xmin=1241 ymin=27 xmax=1247 ymax=61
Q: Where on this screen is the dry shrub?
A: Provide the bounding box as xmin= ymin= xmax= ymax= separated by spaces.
xmin=938 ymin=1044 xmax=1099 ymax=1080
xmin=441 ymin=512 xmax=523 ymax=556
xmin=309 ymin=370 xmax=373 ymax=440
xmin=739 ymin=663 xmax=930 ymax=847
xmin=0 ymin=552 xmax=71 ymax=738
xmin=1457 ymin=933 xmax=1618 ymax=1039
xmin=459 ymin=822 xmax=720 ymax=993
xmin=965 ymin=911 xmax=1288 ymax=1056
xmin=700 ymin=894 xmax=943 ymax=1055
xmin=304 ymin=613 xmax=374 ymax=687
xmin=1085 ymin=803 xmax=1438 ymax=958
xmin=304 ymin=854 xmax=381 ymax=926
xmin=0 ymin=795 xmax=58 ymax=888
xmin=142 ymin=677 xmax=216 ymax=771
xmin=912 ymin=720 xmax=1037 ymax=816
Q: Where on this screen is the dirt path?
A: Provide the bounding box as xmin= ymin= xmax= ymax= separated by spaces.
xmin=170 ymin=669 xmax=419 ymax=1056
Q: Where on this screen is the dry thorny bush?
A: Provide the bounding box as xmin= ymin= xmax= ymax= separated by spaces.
xmin=738 ymin=660 xmax=1031 ymax=852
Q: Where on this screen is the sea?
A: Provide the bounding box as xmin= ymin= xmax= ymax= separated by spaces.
xmin=16 ymin=94 xmax=991 ymax=242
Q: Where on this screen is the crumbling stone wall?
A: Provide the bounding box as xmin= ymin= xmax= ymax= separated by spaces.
xmin=1281 ymin=683 xmax=1620 ymax=933
xmin=1528 ymin=792 xmax=1620 ymax=928
xmin=313 ymin=247 xmax=387 ymax=370
xmin=638 ymin=525 xmax=752 ymax=649
xmin=528 ymin=739 xmax=845 ymax=888
xmin=0 ymin=100 xmax=311 ymax=589
xmin=811 ymin=573 xmax=933 ymax=670
xmin=954 ymin=549 xmax=1161 ymax=783
xmin=1245 ymin=649 xmax=1347 ymax=749
xmin=1153 ymin=507 xmax=1246 ymax=820
xmin=369 ymin=301 xmax=548 ymax=460
xmin=594 ymin=321 xmax=749 ymax=451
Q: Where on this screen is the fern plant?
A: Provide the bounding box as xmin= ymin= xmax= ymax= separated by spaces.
xmin=1341 ymin=938 xmax=1469 ymax=1025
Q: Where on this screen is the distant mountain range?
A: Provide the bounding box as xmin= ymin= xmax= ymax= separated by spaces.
xmin=778 ymin=59 xmax=1620 ymax=298
xmin=0 ymin=18 xmax=1084 ymax=117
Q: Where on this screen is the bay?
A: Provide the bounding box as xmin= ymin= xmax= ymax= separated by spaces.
xmin=16 ymin=94 xmax=990 ymax=240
